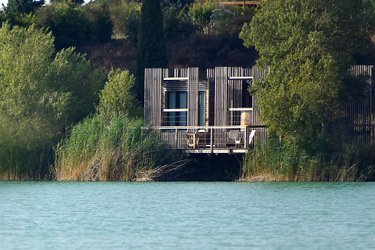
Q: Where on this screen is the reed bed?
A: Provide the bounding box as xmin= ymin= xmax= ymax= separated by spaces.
xmin=242 ymin=135 xmax=375 ymax=182
xmin=54 ymin=115 xmax=169 ymax=181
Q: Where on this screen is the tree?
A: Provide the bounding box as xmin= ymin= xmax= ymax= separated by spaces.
xmin=0 ymin=10 xmax=6 ymax=23
xmin=98 ymin=69 xmax=141 ymax=119
xmin=188 ymin=0 xmax=217 ymax=33
xmin=240 ymin=0 xmax=374 ymax=152
xmin=2 ymin=0 xmax=43 ymax=27
xmin=163 ymin=0 xmax=195 ymax=40
xmin=6 ymin=0 xmax=44 ymax=14
xmin=35 ymin=2 xmax=113 ymax=49
xmin=103 ymin=0 xmax=141 ymax=41
xmin=35 ymin=3 xmax=91 ymax=50
xmin=83 ymin=2 xmax=113 ymax=44
xmin=136 ymin=0 xmax=167 ymax=101
xmin=0 ymin=24 xmax=105 ymax=178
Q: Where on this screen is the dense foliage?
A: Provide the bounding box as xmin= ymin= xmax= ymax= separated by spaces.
xmin=6 ymin=0 xmax=44 ymax=14
xmin=240 ymin=0 xmax=374 ymax=152
xmin=98 ymin=69 xmax=141 ymax=119
xmin=35 ymin=2 xmax=112 ymax=49
xmin=162 ymin=0 xmax=195 ymax=40
xmin=136 ymin=0 xmax=167 ymax=100
xmin=188 ymin=0 xmax=217 ymax=33
xmin=1 ymin=0 xmax=40 ymax=27
xmin=108 ymin=0 xmax=140 ymax=41
xmin=240 ymin=0 xmax=375 ymax=181
xmin=0 ymin=24 xmax=105 ymax=179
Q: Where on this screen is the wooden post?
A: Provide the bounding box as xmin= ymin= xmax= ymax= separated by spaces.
xmin=175 ymin=128 xmax=178 ymax=148
xmin=210 ymin=127 xmax=214 ymax=154
xmin=244 ymin=126 xmax=249 ymax=149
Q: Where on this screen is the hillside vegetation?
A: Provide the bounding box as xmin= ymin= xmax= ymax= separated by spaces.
xmin=1 ymin=0 xmax=375 ymax=180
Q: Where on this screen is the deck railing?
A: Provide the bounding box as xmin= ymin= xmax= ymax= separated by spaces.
xmin=353 ymin=124 xmax=375 ymax=145
xmin=152 ymin=125 xmax=268 ymax=152
xmin=150 ymin=124 xmax=375 ymax=153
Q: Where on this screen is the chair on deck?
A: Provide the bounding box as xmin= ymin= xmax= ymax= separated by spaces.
xmin=228 ymin=130 xmax=243 ymax=148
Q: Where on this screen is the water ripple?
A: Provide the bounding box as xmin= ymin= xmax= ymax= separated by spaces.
xmin=0 ymin=182 xmax=374 ymax=249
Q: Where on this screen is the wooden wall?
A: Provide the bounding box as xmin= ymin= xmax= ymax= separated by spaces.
xmin=345 ymin=65 xmax=373 ymax=126
xmin=144 ymin=67 xmax=200 ymax=127
xmin=188 ymin=68 xmax=199 ymax=126
xmin=207 ymin=69 xmax=215 ymax=126
xmin=145 ymin=66 xmax=269 ymax=127
xmin=214 ymin=67 xmax=228 ymax=126
xmin=345 ymin=65 xmax=374 ymax=144
xmin=212 ymin=66 xmax=269 ymax=127
xmin=144 ymin=68 xmax=163 ymax=126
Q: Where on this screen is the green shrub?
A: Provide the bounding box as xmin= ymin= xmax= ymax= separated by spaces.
xmin=35 ymin=3 xmax=91 ymax=49
xmin=188 ymin=0 xmax=218 ymax=32
xmin=97 ymin=69 xmax=141 ymax=119
xmin=104 ymin=0 xmax=141 ymax=41
xmin=210 ymin=6 xmax=254 ymax=35
xmin=36 ymin=2 xmax=113 ymax=48
xmin=163 ymin=1 xmax=195 ymax=40
xmin=83 ymin=3 xmax=113 ymax=43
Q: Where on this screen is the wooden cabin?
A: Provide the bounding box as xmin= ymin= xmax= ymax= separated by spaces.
xmin=346 ymin=65 xmax=375 ymax=145
xmin=144 ymin=66 xmax=375 ymax=154
xmin=144 ymin=66 xmax=268 ymax=154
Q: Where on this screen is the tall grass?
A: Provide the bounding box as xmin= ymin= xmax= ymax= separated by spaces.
xmin=54 ymin=115 xmax=169 ymax=181
xmin=242 ymin=135 xmax=375 ymax=182
xmin=0 ymin=115 xmax=57 ymax=180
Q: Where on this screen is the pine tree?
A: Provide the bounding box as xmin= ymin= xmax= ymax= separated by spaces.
xmin=6 ymin=0 xmax=44 ymax=14
xmin=136 ymin=0 xmax=167 ymax=102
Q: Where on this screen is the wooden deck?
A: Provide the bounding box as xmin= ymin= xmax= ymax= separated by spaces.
xmin=153 ymin=125 xmax=268 ymax=154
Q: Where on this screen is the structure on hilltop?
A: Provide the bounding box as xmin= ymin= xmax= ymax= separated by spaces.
xmin=220 ymin=1 xmax=260 ymax=7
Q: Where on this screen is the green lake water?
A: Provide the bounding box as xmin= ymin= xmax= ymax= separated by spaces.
xmin=0 ymin=182 xmax=374 ymax=249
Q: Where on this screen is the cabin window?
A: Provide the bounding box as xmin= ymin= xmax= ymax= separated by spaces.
xmin=229 ymin=80 xmax=253 ymax=126
xmin=242 ymin=80 xmax=252 ymax=108
xmin=198 ymin=91 xmax=206 ymax=126
xmin=165 ymin=91 xmax=187 ymax=126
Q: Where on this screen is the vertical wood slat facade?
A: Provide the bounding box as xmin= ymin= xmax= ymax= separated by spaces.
xmin=346 ymin=65 xmax=374 ymax=144
xmin=207 ymin=69 xmax=215 ymax=126
xmin=188 ymin=68 xmax=199 ymax=126
xmin=144 ymin=68 xmax=163 ymax=126
xmin=214 ymin=67 xmax=228 ymax=126
xmin=145 ymin=66 xmax=268 ymax=128
xmin=346 ymin=65 xmax=373 ymax=126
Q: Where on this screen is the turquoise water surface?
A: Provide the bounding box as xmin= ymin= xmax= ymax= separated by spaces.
xmin=0 ymin=182 xmax=374 ymax=249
